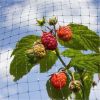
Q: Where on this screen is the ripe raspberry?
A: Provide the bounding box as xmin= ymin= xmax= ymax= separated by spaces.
xmin=57 ymin=26 xmax=72 ymax=41
xmin=50 ymin=72 xmax=67 ymax=89
xmin=41 ymin=32 xmax=57 ymax=50
xmin=27 ymin=40 xmax=46 ymax=58
xmin=69 ymin=80 xmax=81 ymax=93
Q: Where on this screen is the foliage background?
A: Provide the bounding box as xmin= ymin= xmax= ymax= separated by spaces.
xmin=0 ymin=0 xmax=100 ymax=100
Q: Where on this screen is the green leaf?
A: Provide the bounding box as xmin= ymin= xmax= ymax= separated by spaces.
xmin=10 ymin=35 xmax=40 ymax=81
xmin=71 ymin=71 xmax=93 ymax=100
xmin=11 ymin=35 xmax=40 ymax=56
xmin=76 ymin=72 xmax=93 ymax=100
xmin=70 ymin=53 xmax=100 ymax=73
xmin=10 ymin=50 xmax=38 ymax=81
xmin=62 ymin=49 xmax=82 ymax=58
xmin=40 ymin=51 xmax=57 ymax=72
xmin=58 ymin=23 xmax=100 ymax=52
xmin=62 ymin=49 xmax=100 ymax=73
xmin=46 ymin=77 xmax=71 ymax=100
xmin=83 ymin=73 xmax=93 ymax=100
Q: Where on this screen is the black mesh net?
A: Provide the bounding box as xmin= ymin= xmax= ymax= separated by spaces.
xmin=0 ymin=0 xmax=100 ymax=100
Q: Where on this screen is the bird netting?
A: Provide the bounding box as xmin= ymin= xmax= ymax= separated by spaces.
xmin=0 ymin=0 xmax=100 ymax=100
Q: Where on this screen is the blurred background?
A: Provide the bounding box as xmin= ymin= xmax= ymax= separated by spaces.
xmin=0 ymin=0 xmax=100 ymax=100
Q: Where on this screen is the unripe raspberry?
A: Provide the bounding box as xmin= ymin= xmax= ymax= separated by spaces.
xmin=33 ymin=43 xmax=46 ymax=58
xmin=57 ymin=26 xmax=72 ymax=41
xmin=69 ymin=80 xmax=81 ymax=93
xmin=49 ymin=16 xmax=58 ymax=25
xmin=27 ymin=40 xmax=46 ymax=58
xmin=41 ymin=32 xmax=57 ymax=50
xmin=50 ymin=72 xmax=67 ymax=89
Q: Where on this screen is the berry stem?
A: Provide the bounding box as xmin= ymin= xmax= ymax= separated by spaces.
xmin=53 ymin=25 xmax=57 ymax=37
xmin=55 ymin=49 xmax=66 ymax=67
xmin=44 ymin=25 xmax=52 ymax=31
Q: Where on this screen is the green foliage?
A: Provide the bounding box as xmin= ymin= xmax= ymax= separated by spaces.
xmin=62 ymin=49 xmax=100 ymax=73
xmin=10 ymin=49 xmax=38 ymax=81
xmin=40 ymin=51 xmax=57 ymax=72
xmin=82 ymin=72 xmax=93 ymax=100
xmin=10 ymin=21 xmax=100 ymax=99
xmin=59 ymin=23 xmax=100 ymax=52
xmin=62 ymin=49 xmax=82 ymax=57
xmin=70 ymin=53 xmax=100 ymax=73
xmin=75 ymin=72 xmax=93 ymax=100
xmin=11 ymin=35 xmax=40 ymax=56
xmin=10 ymin=35 xmax=40 ymax=81
xmin=10 ymin=35 xmax=58 ymax=81
xmin=71 ymin=71 xmax=93 ymax=100
xmin=46 ymin=77 xmax=71 ymax=100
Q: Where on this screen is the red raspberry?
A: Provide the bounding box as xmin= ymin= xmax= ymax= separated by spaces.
xmin=50 ymin=72 xmax=67 ymax=89
xmin=57 ymin=26 xmax=72 ymax=41
xmin=41 ymin=32 xmax=57 ymax=50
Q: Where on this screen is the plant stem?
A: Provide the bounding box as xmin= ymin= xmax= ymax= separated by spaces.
xmin=55 ymin=49 xmax=67 ymax=67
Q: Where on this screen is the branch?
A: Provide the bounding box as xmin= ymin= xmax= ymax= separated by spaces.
xmin=55 ymin=49 xmax=66 ymax=67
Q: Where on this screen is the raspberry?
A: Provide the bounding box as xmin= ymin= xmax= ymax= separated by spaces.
xmin=57 ymin=26 xmax=72 ymax=41
xmin=50 ymin=72 xmax=67 ymax=89
xmin=33 ymin=43 xmax=46 ymax=58
xmin=27 ymin=40 xmax=46 ymax=58
xmin=49 ymin=16 xmax=58 ymax=25
xmin=69 ymin=80 xmax=81 ymax=93
xmin=41 ymin=32 xmax=57 ymax=50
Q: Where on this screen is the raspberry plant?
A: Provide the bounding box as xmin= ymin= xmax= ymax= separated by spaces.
xmin=10 ymin=16 xmax=100 ymax=100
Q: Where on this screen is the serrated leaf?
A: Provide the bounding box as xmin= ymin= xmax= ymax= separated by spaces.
xmin=11 ymin=35 xmax=40 ymax=56
xmin=10 ymin=35 xmax=40 ymax=81
xmin=70 ymin=53 xmax=100 ymax=73
xmin=77 ymin=72 xmax=93 ymax=100
xmin=73 ymin=71 xmax=93 ymax=100
xmin=10 ymin=50 xmax=38 ymax=81
xmin=58 ymin=23 xmax=100 ymax=52
xmin=40 ymin=51 xmax=57 ymax=72
xmin=62 ymin=49 xmax=82 ymax=57
xmin=46 ymin=77 xmax=71 ymax=100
